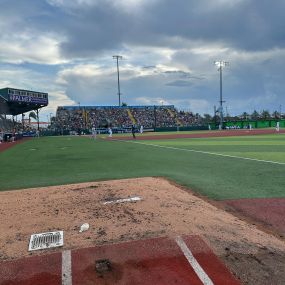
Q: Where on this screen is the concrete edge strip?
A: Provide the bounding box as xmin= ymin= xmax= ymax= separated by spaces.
xmin=62 ymin=250 xmax=72 ymax=285
xmin=175 ymin=236 xmax=214 ymax=285
xmin=113 ymin=139 xmax=285 ymax=166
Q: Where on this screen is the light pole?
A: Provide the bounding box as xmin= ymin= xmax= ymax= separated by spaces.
xmin=214 ymin=60 xmax=229 ymax=129
xmin=113 ymin=55 xmax=123 ymax=106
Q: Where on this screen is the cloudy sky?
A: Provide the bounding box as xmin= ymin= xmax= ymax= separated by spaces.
xmin=1 ymin=0 xmax=285 ymax=120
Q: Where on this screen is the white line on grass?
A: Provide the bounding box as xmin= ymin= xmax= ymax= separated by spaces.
xmin=175 ymin=236 xmax=214 ymax=285
xmin=114 ymin=139 xmax=285 ymax=166
xmin=62 ymin=250 xmax=72 ymax=285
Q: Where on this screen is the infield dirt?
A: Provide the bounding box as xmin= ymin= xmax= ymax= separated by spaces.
xmin=0 ymin=177 xmax=285 ymax=284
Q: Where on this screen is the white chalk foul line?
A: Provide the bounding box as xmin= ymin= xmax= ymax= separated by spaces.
xmin=175 ymin=236 xmax=214 ymax=285
xmin=62 ymin=250 xmax=72 ymax=285
xmin=114 ymin=139 xmax=285 ymax=166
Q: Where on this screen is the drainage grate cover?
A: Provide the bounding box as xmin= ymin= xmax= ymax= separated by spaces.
xmin=28 ymin=231 xmax=64 ymax=251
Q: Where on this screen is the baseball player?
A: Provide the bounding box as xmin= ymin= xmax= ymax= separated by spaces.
xmin=108 ymin=127 xmax=112 ymax=137
xmin=92 ymin=126 xmax=97 ymax=139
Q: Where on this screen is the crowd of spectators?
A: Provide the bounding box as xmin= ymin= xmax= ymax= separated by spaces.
xmin=0 ymin=115 xmax=14 ymax=132
xmin=55 ymin=108 xmax=85 ymax=131
xmin=177 ymin=111 xmax=202 ymax=126
xmin=131 ymin=107 xmax=155 ymax=128
xmin=88 ymin=108 xmax=132 ymax=128
xmin=155 ymin=106 xmax=177 ymax=127
xmin=0 ymin=115 xmax=24 ymax=142
xmin=54 ymin=105 xmax=202 ymax=131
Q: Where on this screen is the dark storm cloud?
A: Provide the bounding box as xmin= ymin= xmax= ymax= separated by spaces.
xmin=58 ymin=3 xmax=134 ymax=57
xmin=1 ymin=0 xmax=285 ymax=116
xmin=163 ymin=70 xmax=205 ymax=80
xmin=142 ymin=66 xmax=157 ymax=69
xmin=0 ymin=0 xmax=57 ymax=29
xmin=2 ymin=0 xmax=284 ymax=57
xmin=142 ymin=0 xmax=285 ymax=51
xmin=166 ymin=80 xmax=193 ymax=87
xmin=39 ymin=0 xmax=285 ymax=58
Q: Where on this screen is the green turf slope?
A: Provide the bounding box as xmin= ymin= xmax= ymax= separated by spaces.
xmin=148 ymin=134 xmax=285 ymax=163
xmin=0 ymin=135 xmax=284 ymax=200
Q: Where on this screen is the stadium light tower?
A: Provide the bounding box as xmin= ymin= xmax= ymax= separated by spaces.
xmin=113 ymin=55 xmax=123 ymax=106
xmin=214 ymin=60 xmax=229 ymax=129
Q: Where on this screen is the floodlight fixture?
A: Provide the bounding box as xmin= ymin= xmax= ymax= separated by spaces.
xmin=214 ymin=60 xmax=229 ymax=129
xmin=214 ymin=60 xmax=229 ymax=69
xmin=113 ymin=55 xmax=123 ymax=106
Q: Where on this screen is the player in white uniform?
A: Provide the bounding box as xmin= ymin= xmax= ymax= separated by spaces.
xmin=92 ymin=126 xmax=97 ymax=139
xmin=108 ymin=127 xmax=112 ymax=137
xmin=276 ymin=121 xmax=280 ymax=132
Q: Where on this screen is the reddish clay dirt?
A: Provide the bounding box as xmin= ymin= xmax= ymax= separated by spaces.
xmin=112 ymin=129 xmax=285 ymax=140
xmin=0 ymin=139 xmax=29 ymax=153
xmin=219 ymin=198 xmax=285 ymax=238
xmin=1 ymin=178 xmax=285 ymax=284
xmin=0 ymin=235 xmax=241 ymax=285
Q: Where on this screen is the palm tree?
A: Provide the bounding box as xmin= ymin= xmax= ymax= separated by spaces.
xmin=272 ymin=110 xmax=280 ymax=119
xmin=251 ymin=110 xmax=259 ymax=120
xmin=29 ymin=111 xmax=37 ymax=123
xmin=261 ymin=110 xmax=270 ymax=119
xmin=242 ymin=112 xmax=249 ymax=120
xmin=203 ymin=114 xmax=212 ymax=123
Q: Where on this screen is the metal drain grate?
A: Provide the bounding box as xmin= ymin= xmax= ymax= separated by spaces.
xmin=28 ymin=231 xmax=64 ymax=251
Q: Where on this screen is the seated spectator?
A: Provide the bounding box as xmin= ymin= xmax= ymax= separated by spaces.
xmin=54 ymin=105 xmax=203 ymax=131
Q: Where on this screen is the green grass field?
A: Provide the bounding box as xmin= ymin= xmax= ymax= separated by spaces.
xmin=1 ymin=133 xmax=285 ymax=200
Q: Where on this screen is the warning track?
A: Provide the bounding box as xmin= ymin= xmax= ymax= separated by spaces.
xmin=0 ymin=138 xmax=30 ymax=153
xmin=112 ymin=128 xmax=285 ymax=141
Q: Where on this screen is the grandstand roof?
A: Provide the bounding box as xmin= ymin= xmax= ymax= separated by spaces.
xmin=0 ymin=87 xmax=48 ymax=116
xmin=58 ymin=105 xmax=175 ymax=110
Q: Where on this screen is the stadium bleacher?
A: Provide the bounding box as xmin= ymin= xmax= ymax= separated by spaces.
xmin=54 ymin=105 xmax=200 ymax=132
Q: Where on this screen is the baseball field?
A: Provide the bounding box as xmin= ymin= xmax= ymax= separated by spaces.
xmin=0 ymin=129 xmax=285 ymax=284
xmin=1 ymin=130 xmax=285 ymax=200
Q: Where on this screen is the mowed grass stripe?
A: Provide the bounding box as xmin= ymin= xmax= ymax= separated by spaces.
xmin=118 ymin=139 xmax=285 ymax=166
xmin=139 ymin=134 xmax=285 ymax=163
xmin=0 ymin=136 xmax=284 ymax=200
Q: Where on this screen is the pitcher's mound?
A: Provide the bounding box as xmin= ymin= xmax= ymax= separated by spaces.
xmin=1 ymin=177 xmax=285 ymax=284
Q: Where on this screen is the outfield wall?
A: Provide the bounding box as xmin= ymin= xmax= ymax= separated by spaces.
xmin=210 ymin=119 xmax=285 ymax=129
xmin=155 ymin=126 xmax=208 ymax=132
xmin=42 ymin=119 xmax=284 ymax=136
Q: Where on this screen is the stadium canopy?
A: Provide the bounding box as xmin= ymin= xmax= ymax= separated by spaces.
xmin=58 ymin=105 xmax=175 ymax=111
xmin=0 ymin=87 xmax=48 ymax=116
